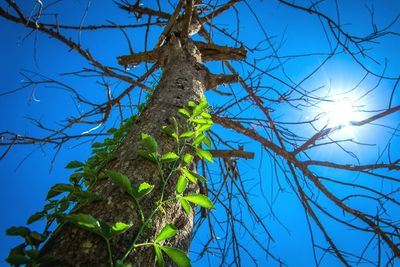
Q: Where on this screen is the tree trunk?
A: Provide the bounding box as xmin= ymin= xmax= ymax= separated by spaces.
xmin=40 ymin=36 xmax=208 ymax=266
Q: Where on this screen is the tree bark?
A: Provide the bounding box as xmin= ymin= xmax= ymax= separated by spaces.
xmin=40 ymin=36 xmax=207 ymax=266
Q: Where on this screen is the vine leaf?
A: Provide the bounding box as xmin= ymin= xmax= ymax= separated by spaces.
xmin=160 ymin=246 xmax=191 ymax=267
xmin=141 ymin=133 xmax=158 ymax=153
xmin=180 ymin=131 xmax=194 ymax=139
xmin=176 ymin=176 xmax=188 ymax=194
xmin=179 ymin=198 xmax=191 ymax=214
xmin=171 ymin=117 xmax=179 ymax=134
xmin=182 ymin=194 xmax=213 ymax=209
xmin=192 ymin=105 xmax=203 ymax=117
xmin=161 ymin=125 xmax=178 ymax=141
xmin=106 ymin=170 xmax=134 ymax=198
xmin=160 ymin=152 xmax=179 ymax=163
xmin=160 ymin=125 xmax=174 ymax=135
xmin=202 ymin=136 xmax=212 ymax=148
xmin=67 ymin=214 xmax=102 ymax=235
xmin=178 ymin=108 xmax=191 ymax=118
xmin=73 ymin=190 xmax=99 ymax=203
xmin=110 ymin=222 xmax=132 ymax=237
xmin=137 ymin=150 xmax=158 ymax=163
xmin=67 ymin=214 xmax=132 ymax=240
xmin=200 ymin=112 xmax=211 ymax=119
xmin=197 ymin=124 xmax=212 ymax=132
xmin=192 ymin=134 xmax=205 ymax=146
xmin=191 ymin=118 xmax=211 ymax=125
xmin=182 ymin=154 xmax=193 ymax=165
xmin=46 ymin=184 xmax=74 ymax=200
xmin=154 ymin=224 xmax=177 ymax=243
xmin=6 ymin=255 xmax=31 ymax=265
xmin=181 ymin=168 xmax=197 ymax=184
xmin=154 ymin=244 xmax=165 ymax=267
xmin=91 ymin=142 xmax=104 ymax=148
xmin=181 ymin=168 xmax=206 ymax=183
xmin=195 ymin=148 xmax=214 ymax=163
xmin=27 ymin=212 xmax=46 ymax=225
xmin=65 ymin=160 xmax=85 ymax=169
xmin=6 ymin=227 xmax=30 ymax=237
xmin=133 ymin=182 xmax=154 ymax=199
xmin=115 ymin=261 xmax=132 ymax=267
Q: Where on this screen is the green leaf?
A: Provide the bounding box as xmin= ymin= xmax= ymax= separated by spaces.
xmin=141 ymin=133 xmax=158 ymax=153
xmin=192 ymin=105 xmax=203 ymax=117
xmin=69 ymin=172 xmax=83 ymax=183
xmin=203 ymin=136 xmax=212 ymax=148
xmin=192 ymin=134 xmax=205 ymax=146
xmin=73 ymin=190 xmax=99 ymax=203
xmin=182 ymin=194 xmax=213 ymax=209
xmin=99 ymin=221 xmax=112 ymax=240
xmin=6 ymin=255 xmax=31 ymax=265
xmin=8 ymin=243 xmax=25 ymax=257
xmin=57 ymin=198 xmax=70 ymax=212
xmin=171 ymin=117 xmax=179 ymax=135
xmin=192 ymin=118 xmax=213 ymax=125
xmin=195 ymin=149 xmax=214 ymax=163
xmin=154 ymin=244 xmax=165 ymax=267
xmin=65 ymin=160 xmax=85 ymax=169
xmin=116 ymin=261 xmax=132 ymax=267
xmin=182 ymin=154 xmax=193 ymax=165
xmin=187 ymin=101 xmax=196 ymax=108
xmin=179 ymin=198 xmax=191 ymax=214
xmin=176 ymin=176 xmax=188 ymax=194
xmin=107 ymin=127 xmax=118 ymax=134
xmin=103 ymin=138 xmax=113 ymax=146
xmin=180 ymin=131 xmax=195 ymax=139
xmin=201 ymin=112 xmax=211 ymax=119
xmin=137 ymin=150 xmax=158 ymax=163
xmin=199 ymin=96 xmax=209 ymax=108
xmin=25 ymin=249 xmax=40 ymax=259
xmin=160 ymin=152 xmax=179 ymax=163
xmin=133 ymin=182 xmax=154 ymax=199
xmin=6 ymin=226 xmax=30 ymax=237
xmin=191 ymin=118 xmax=208 ymax=125
xmin=91 ymin=142 xmax=104 ymax=148
xmin=155 ymin=224 xmax=178 ymax=243
xmin=111 ymin=222 xmax=132 ymax=236
xmin=30 ymin=231 xmax=45 ymax=243
xmin=106 ymin=170 xmax=134 ymax=198
xmin=197 ymin=124 xmax=212 ymax=132
xmin=46 ymin=183 xmax=75 ymax=199
xmin=178 ymin=108 xmax=190 ymax=118
xmin=82 ymin=166 xmax=96 ymax=182
xmin=160 ymin=246 xmax=191 ymax=267
xmin=181 ymin=168 xmax=197 ymax=184
xmin=161 ymin=125 xmax=175 ymax=137
xmin=181 ymin=168 xmax=206 ymax=183
xmin=67 ymin=214 xmax=101 ymax=234
xmin=27 ymin=212 xmax=46 ymax=225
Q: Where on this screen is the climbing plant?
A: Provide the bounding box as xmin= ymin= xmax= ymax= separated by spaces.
xmin=6 ymin=97 xmax=214 ymax=267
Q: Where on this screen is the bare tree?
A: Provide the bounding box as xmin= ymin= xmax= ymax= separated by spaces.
xmin=1 ymin=0 xmax=399 ymax=266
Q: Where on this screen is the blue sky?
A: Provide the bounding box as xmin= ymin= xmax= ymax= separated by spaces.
xmin=1 ymin=0 xmax=399 ymax=266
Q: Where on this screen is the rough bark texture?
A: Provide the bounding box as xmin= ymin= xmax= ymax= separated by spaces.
xmin=40 ymin=36 xmax=207 ymax=266
xmin=117 ymin=41 xmax=247 ymax=66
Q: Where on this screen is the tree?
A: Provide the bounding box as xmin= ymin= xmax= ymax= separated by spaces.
xmin=0 ymin=0 xmax=399 ymax=266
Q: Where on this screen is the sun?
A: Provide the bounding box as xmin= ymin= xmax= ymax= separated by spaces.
xmin=320 ymin=96 xmax=362 ymax=128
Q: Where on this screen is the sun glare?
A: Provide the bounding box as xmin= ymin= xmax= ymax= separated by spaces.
xmin=321 ymin=96 xmax=362 ymax=128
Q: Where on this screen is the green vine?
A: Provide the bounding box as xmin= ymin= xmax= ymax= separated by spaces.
xmin=6 ymin=97 xmax=214 ymax=267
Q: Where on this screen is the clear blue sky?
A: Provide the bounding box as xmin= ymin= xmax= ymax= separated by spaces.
xmin=1 ymin=1 xmax=399 ymax=266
